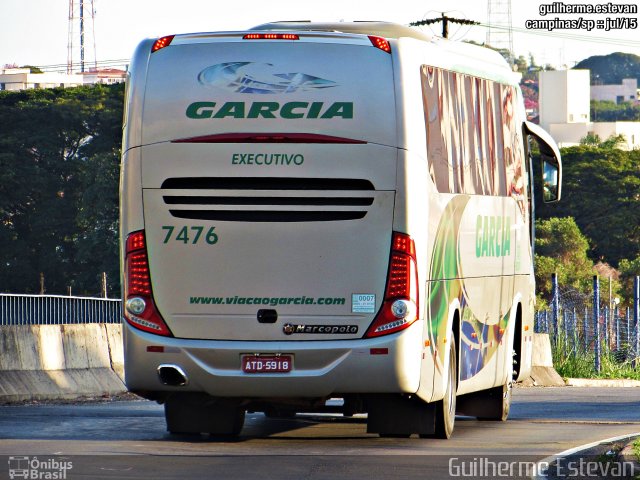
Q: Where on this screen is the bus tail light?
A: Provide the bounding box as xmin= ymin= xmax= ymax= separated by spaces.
xmin=368 ymin=35 xmax=391 ymax=54
xmin=243 ymin=33 xmax=300 ymax=40
xmin=365 ymin=232 xmax=419 ymax=338
xmin=124 ymin=231 xmax=172 ymax=336
xmin=151 ymin=35 xmax=175 ymax=53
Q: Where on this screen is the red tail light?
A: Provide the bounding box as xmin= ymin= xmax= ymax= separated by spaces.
xmin=365 ymin=232 xmax=419 ymax=338
xmin=368 ymin=35 xmax=391 ymax=54
xmin=124 ymin=231 xmax=172 ymax=336
xmin=151 ymin=35 xmax=175 ymax=53
xmin=243 ymin=33 xmax=299 ymax=40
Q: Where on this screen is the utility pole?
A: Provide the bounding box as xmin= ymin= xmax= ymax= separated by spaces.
xmin=410 ymin=13 xmax=479 ymax=39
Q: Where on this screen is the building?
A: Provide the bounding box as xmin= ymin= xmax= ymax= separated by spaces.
xmin=539 ymin=69 xmax=590 ymax=132
xmin=0 ymin=67 xmax=126 ymax=91
xmin=81 ymin=68 xmax=127 ymax=85
xmin=539 ymin=69 xmax=640 ymax=150
xmin=591 ymin=78 xmax=638 ymax=104
xmin=0 ymin=68 xmax=84 ymax=91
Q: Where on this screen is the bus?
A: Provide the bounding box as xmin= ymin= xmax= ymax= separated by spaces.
xmin=120 ymin=21 xmax=562 ymax=438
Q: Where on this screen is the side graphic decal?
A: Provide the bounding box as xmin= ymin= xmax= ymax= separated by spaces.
xmin=198 ymin=62 xmax=338 ymax=94
xmin=427 ymin=195 xmax=510 ymax=381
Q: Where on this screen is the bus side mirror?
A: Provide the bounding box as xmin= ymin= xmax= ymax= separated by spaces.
xmin=524 ymin=121 xmax=562 ymax=203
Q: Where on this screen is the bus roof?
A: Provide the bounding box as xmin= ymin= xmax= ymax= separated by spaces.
xmin=250 ymin=21 xmax=432 ymax=42
xmin=249 ymin=21 xmax=513 ymax=82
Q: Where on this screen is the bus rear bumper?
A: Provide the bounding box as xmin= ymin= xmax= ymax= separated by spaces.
xmin=123 ymin=320 xmax=425 ymax=399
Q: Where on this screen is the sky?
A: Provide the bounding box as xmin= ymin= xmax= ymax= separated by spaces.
xmin=1 ymin=0 xmax=639 ymax=72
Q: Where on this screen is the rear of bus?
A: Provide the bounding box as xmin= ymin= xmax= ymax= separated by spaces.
xmin=120 ymin=23 xmax=426 ymax=432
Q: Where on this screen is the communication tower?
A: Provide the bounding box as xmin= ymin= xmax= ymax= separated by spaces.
xmin=67 ymin=0 xmax=97 ymax=73
xmin=486 ymin=0 xmax=514 ymax=64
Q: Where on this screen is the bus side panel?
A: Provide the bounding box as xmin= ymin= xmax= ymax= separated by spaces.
xmin=416 ymin=63 xmax=532 ymax=400
xmin=422 ymin=194 xmax=518 ymax=400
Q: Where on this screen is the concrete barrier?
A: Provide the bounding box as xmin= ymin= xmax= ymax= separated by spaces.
xmin=0 ymin=324 xmax=125 ymax=403
xmin=524 ymin=333 xmax=565 ymax=387
xmin=0 ymin=327 xmax=569 ymax=401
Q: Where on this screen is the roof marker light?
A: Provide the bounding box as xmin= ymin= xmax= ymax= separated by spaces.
xmin=151 ymin=35 xmax=175 ymax=53
xmin=243 ymin=33 xmax=299 ymax=40
xmin=368 ymin=35 xmax=391 ymax=54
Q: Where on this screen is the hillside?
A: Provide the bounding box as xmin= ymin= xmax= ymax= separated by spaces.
xmin=574 ymin=52 xmax=640 ymax=85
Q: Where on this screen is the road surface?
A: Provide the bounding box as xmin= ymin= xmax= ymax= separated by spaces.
xmin=0 ymin=387 xmax=638 ymax=479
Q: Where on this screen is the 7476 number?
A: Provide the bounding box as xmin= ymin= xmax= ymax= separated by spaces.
xmin=162 ymin=226 xmax=218 ymax=245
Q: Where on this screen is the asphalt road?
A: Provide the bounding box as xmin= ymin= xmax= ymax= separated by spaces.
xmin=0 ymin=387 xmax=639 ymax=479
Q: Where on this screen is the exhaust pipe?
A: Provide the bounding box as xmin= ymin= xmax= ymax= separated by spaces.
xmin=157 ymin=364 xmax=189 ymax=387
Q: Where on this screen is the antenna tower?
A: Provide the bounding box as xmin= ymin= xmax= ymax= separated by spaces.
xmin=486 ymin=0 xmax=514 ymax=64
xmin=67 ymin=0 xmax=97 ymax=73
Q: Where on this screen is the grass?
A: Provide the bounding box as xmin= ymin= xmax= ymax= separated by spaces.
xmin=552 ymin=342 xmax=640 ymax=380
xmin=634 ymin=438 xmax=640 ymax=462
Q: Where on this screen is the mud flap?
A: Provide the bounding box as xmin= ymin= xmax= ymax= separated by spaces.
xmin=366 ymin=394 xmax=436 ymax=436
xmin=456 ymin=385 xmax=507 ymax=419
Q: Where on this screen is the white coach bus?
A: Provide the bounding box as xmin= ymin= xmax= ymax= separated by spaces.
xmin=120 ymin=21 xmax=562 ymax=438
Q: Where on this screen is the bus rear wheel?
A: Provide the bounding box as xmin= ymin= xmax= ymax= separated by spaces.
xmin=428 ymin=335 xmax=457 ymax=439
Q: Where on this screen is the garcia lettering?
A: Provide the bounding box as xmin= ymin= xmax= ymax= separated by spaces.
xmin=186 ymin=101 xmax=354 ymax=119
xmin=475 ymin=215 xmax=511 ymax=258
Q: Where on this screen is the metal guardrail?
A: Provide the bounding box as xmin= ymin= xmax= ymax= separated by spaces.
xmin=0 ymin=294 xmax=122 ymax=325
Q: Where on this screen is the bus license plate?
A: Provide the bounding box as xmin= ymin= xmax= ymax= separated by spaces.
xmin=242 ymin=355 xmax=293 ymax=373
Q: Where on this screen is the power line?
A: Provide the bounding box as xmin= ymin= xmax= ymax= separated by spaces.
xmin=32 ymin=59 xmax=130 ymax=73
xmin=479 ymin=22 xmax=640 ymax=48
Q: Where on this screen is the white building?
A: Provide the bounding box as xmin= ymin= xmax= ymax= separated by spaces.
xmin=0 ymin=68 xmax=84 ymax=91
xmin=0 ymin=67 xmax=126 ymax=91
xmin=591 ymin=78 xmax=638 ymax=104
xmin=539 ymin=70 xmax=590 ymax=132
xmin=81 ymin=68 xmax=127 ymax=85
xmin=539 ymin=69 xmax=640 ymax=150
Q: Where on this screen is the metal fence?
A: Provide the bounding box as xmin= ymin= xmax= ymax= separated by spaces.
xmin=0 ymin=293 xmax=122 ymax=326
xmin=535 ymin=275 xmax=640 ymax=372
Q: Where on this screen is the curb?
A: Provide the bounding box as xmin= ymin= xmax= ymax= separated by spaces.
xmin=618 ymin=442 xmax=640 ymax=476
xmin=565 ymin=378 xmax=640 ymax=387
xmin=533 ymin=432 xmax=640 ymax=480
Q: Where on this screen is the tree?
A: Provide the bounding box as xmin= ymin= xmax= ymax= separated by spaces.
xmin=0 ymin=83 xmax=124 ymax=294
xmin=535 ymin=146 xmax=640 ymax=266
xmin=579 ymin=133 xmax=627 ymax=149
xmin=534 ymin=217 xmax=594 ymax=303
xmin=618 ymin=257 xmax=640 ymax=307
xmin=20 ymin=65 xmax=44 ymax=74
xmin=574 ymin=52 xmax=640 ymax=85
xmin=73 ymin=150 xmax=121 ymax=296
xmin=591 ymin=100 xmax=640 ymax=122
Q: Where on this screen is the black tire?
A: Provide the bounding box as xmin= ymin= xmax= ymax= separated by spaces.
xmin=433 ymin=337 xmax=457 ymax=439
xmin=165 ymin=394 xmax=245 ymax=437
xmin=477 ymin=343 xmax=514 ymax=421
